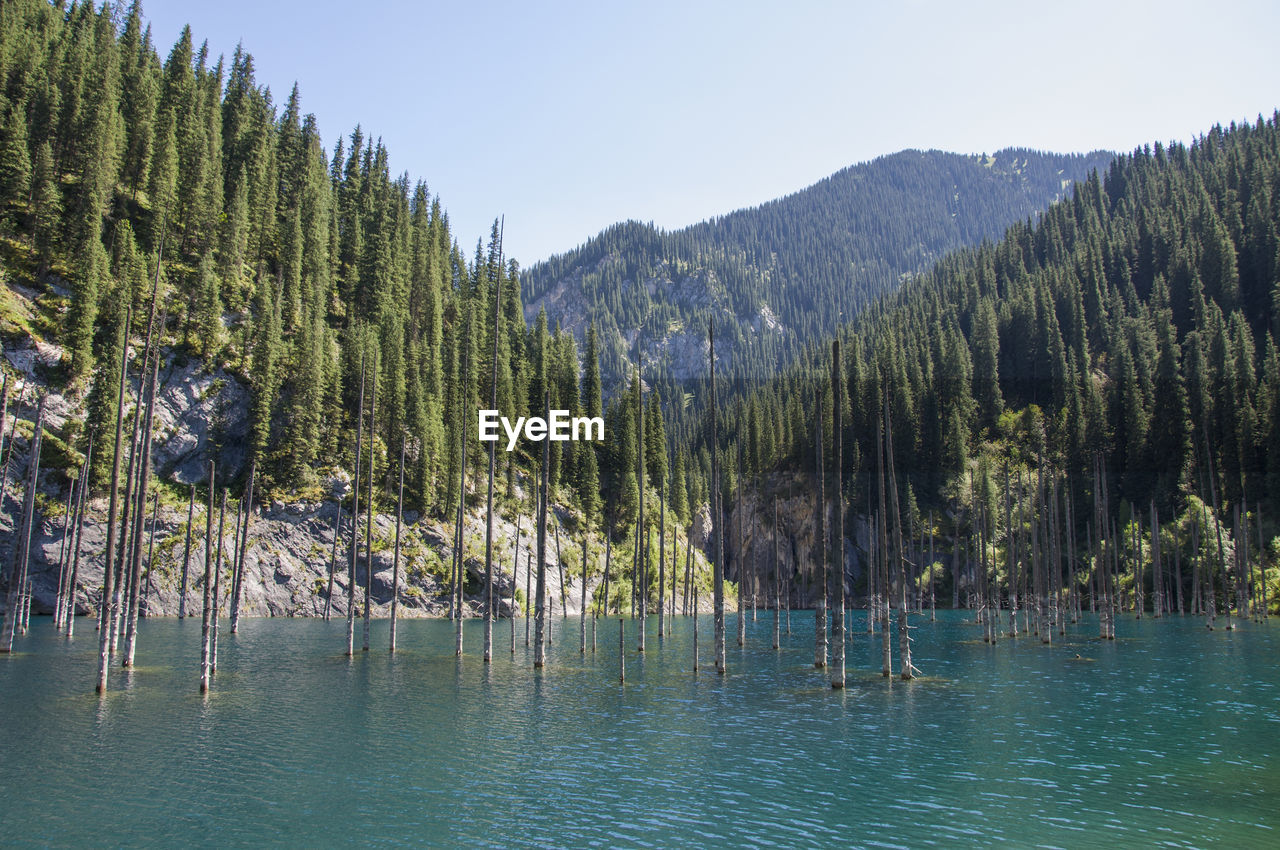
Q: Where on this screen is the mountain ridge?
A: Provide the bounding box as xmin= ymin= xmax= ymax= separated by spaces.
xmin=523 ymin=146 xmax=1115 ymax=393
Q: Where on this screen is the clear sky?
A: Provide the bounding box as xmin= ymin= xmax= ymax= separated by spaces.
xmin=138 ymin=0 xmax=1280 ymax=268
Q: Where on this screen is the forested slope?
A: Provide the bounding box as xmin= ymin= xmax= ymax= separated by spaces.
xmin=701 ymin=115 xmax=1280 ymax=565
xmin=523 ymin=147 xmax=1113 ymax=392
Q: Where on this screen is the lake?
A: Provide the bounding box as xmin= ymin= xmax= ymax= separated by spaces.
xmin=1 ymin=611 xmax=1277 ymax=847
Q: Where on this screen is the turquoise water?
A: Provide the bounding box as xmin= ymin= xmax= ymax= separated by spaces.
xmin=1 ymin=611 xmax=1277 ymax=847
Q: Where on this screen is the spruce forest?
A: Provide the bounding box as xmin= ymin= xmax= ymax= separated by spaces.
xmin=0 ymin=0 xmax=1277 ymax=672
xmin=702 ymin=115 xmax=1280 ymax=633
xmin=0 ymin=0 xmax=617 ymax=522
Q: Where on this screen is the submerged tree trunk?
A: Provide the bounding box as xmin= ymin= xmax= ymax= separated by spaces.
xmin=347 ymin=356 xmax=366 ymax=657
xmin=693 ymin=585 xmax=699 ymax=672
xmin=123 ymin=343 xmax=161 ymax=667
xmin=636 ymin=367 xmax=646 ymax=651
xmin=534 ymin=390 xmax=550 ymax=669
xmin=211 ymin=490 xmax=227 ymax=674
xmin=773 ymin=500 xmax=780 ymax=650
xmin=736 ymin=443 xmax=744 ymax=649
xmin=390 ymin=436 xmax=405 ymax=652
xmin=710 ymin=321 xmax=725 ymax=675
xmin=142 ymin=491 xmax=158 ymax=608
xmin=231 ymin=461 xmax=255 ymax=635
xmin=484 ymin=231 xmax=502 ymax=663
xmin=324 ymin=502 xmax=341 ymax=622
xmin=2 ymin=397 xmax=44 ymax=652
xmin=179 ymin=483 xmax=194 ymax=620
xmin=1257 ymin=505 xmax=1268 ymax=620
xmin=65 ymin=438 xmax=92 ymax=637
xmin=602 ymin=523 xmax=612 ymax=617
xmin=658 ymin=474 xmax=666 ymax=640
xmin=877 ymin=402 xmax=892 ymax=677
xmin=453 ymin=346 xmax=468 ymax=656
xmin=814 ymin=401 xmax=827 ymax=670
xmin=830 ymin=342 xmax=845 ymax=689
xmin=884 ymin=391 xmax=913 ymax=679
xmin=510 ymin=515 xmax=521 ymax=654
xmin=580 ymin=532 xmax=588 ymax=655
xmin=556 ymin=521 xmax=569 ymax=621
xmin=199 ymin=463 xmax=215 ymax=693
xmin=1204 ymin=430 xmax=1230 ymax=630
xmin=364 ymin=353 xmax=377 ymax=652
xmin=54 ymin=479 xmax=75 ymax=632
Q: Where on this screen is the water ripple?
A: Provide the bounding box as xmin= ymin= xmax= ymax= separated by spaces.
xmin=1 ymin=613 xmax=1278 ymax=846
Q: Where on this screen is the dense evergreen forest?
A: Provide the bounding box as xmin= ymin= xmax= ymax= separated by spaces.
xmin=3 ymin=0 xmax=1276 ymax=624
xmin=703 ymin=115 xmax=1280 ymax=614
xmin=522 ymin=147 xmax=1112 ymax=395
xmin=0 ymin=0 xmax=667 ymax=540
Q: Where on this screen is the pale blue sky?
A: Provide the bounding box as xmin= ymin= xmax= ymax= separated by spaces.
xmin=139 ymin=0 xmax=1280 ymax=268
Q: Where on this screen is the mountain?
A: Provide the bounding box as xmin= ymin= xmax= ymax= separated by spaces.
xmin=696 ymin=115 xmax=1280 ymax=586
xmin=522 ymin=148 xmax=1114 ymax=392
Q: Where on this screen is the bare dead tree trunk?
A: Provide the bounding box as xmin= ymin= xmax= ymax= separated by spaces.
xmin=324 ymin=501 xmax=341 ymax=622
xmin=1204 ymin=428 xmax=1230 ymax=630
xmin=1174 ymin=508 xmax=1184 ymax=615
xmin=773 ymin=499 xmax=780 ymax=650
xmin=365 ymin=353 xmax=378 ymax=652
xmin=658 ymin=471 xmax=666 ymax=640
xmin=636 ymin=366 xmax=646 ymax=651
xmin=877 ymin=399 xmax=891 ymax=677
xmin=179 ymin=483 xmax=194 ymax=620
xmin=884 ymin=389 xmax=913 ymax=679
xmin=347 ymin=355 xmax=365 ymax=657
xmin=1151 ymin=501 xmax=1162 ymax=619
xmin=736 ymin=443 xmax=744 ymax=649
xmin=710 ymin=321 xmax=725 ymax=676
xmin=142 ymin=491 xmax=158 ymax=609
xmin=453 ymin=346 xmax=468 ymax=657
xmin=211 ymin=489 xmax=227 ymax=674
xmin=1257 ymin=504 xmax=1268 ymax=620
xmin=484 ymin=222 xmax=503 ymax=663
xmin=1192 ymin=511 xmax=1202 ymax=616
xmin=602 ymin=522 xmax=613 ymax=617
xmin=814 ymin=398 xmax=827 ymax=670
xmin=580 ymin=531 xmax=588 ymax=655
xmin=510 ymin=515 xmax=521 ymax=654
xmin=669 ymin=514 xmax=676 ymax=632
xmin=0 ymin=375 xmax=7 ymax=505
xmin=65 ymin=436 xmax=92 ymax=636
xmin=2 ymin=397 xmax=44 ymax=652
xmin=692 ymin=585 xmax=699 ymax=672
xmin=390 ymin=435 xmax=404 ymax=652
xmin=123 ymin=339 xmax=161 ymax=667
xmin=929 ymin=510 xmax=937 ymax=622
xmin=534 ymin=390 xmax=549 ymax=669
xmin=231 ymin=461 xmax=255 ymax=634
xmin=556 ymin=521 xmax=568 ymax=621
xmin=199 ymin=462 xmax=215 ymax=693
xmin=830 ymin=341 xmax=845 ymax=688
xmin=0 ymin=391 xmax=20 ymax=522
xmin=682 ymin=524 xmax=691 ymax=616
xmin=54 ymin=478 xmax=75 ymax=631
xmin=113 ymin=385 xmax=144 ymax=656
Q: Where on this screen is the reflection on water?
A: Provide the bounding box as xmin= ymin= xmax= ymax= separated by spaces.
xmin=1 ymin=612 xmax=1277 ymax=846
